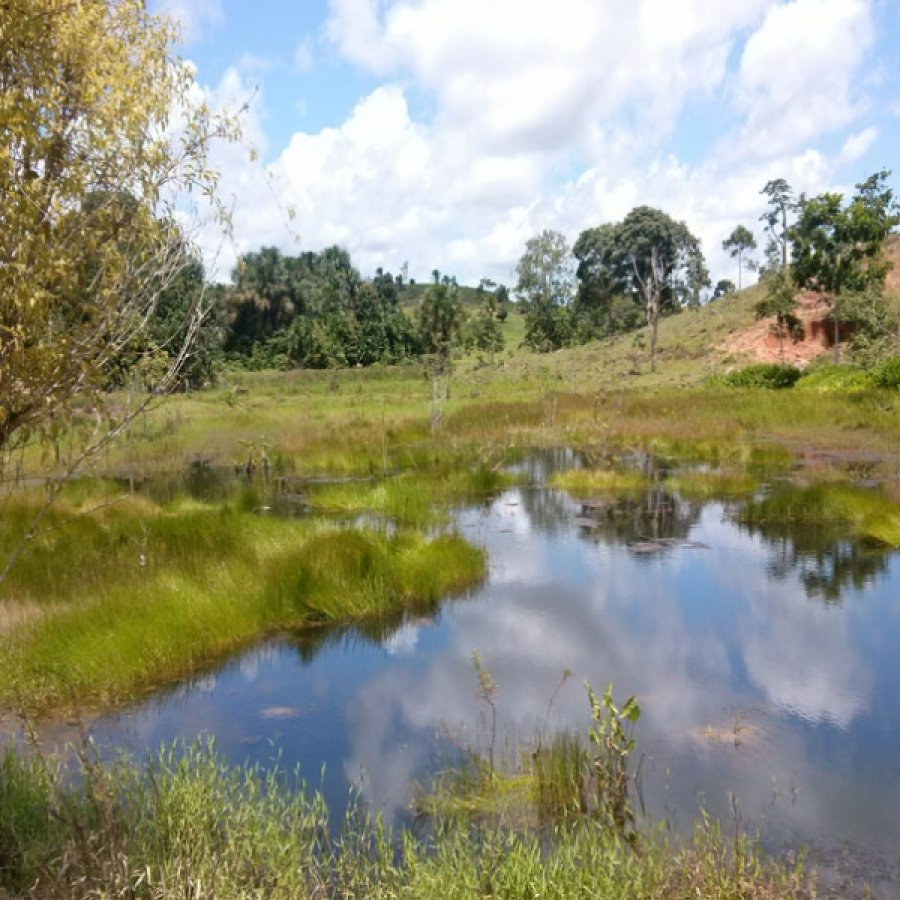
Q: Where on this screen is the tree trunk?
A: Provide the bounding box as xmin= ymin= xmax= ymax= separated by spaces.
xmin=833 ymin=296 xmax=841 ymax=364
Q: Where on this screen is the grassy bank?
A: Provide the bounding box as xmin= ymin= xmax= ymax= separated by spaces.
xmin=0 ymin=734 xmax=813 ymax=900
xmin=0 ymin=488 xmax=485 ymax=712
xmin=743 ymin=483 xmax=900 ymax=546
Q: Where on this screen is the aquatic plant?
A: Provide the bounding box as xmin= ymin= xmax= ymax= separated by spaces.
xmin=0 ymin=715 xmax=814 ymax=898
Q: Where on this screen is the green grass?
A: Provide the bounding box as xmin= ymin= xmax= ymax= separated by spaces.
xmin=0 ymin=734 xmax=814 ymax=899
xmin=0 ymin=490 xmax=485 ymax=712
xmin=306 ymin=466 xmax=519 ymax=526
xmin=743 ymin=483 xmax=900 ymax=546
xmin=550 ymin=468 xmax=650 ymax=496
xmin=665 ymin=469 xmax=759 ymax=499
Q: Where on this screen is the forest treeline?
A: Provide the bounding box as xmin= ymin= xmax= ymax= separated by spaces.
xmin=143 ymin=171 xmax=899 ymax=386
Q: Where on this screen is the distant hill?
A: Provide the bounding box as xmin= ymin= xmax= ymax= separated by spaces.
xmin=466 ymin=235 xmax=900 ymax=388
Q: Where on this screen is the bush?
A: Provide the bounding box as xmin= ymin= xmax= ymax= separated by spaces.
xmin=870 ymin=356 xmax=900 ymax=388
xmin=719 ymin=364 xmax=802 ymax=389
xmin=795 ymin=364 xmax=873 ymax=393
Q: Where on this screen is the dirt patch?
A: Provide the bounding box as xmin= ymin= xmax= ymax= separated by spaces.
xmin=719 ymin=291 xmax=834 ymax=367
xmin=719 ymin=236 xmax=900 ymax=367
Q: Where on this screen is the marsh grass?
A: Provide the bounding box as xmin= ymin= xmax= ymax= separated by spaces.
xmin=0 ymin=737 xmax=815 ymax=900
xmin=743 ymin=483 xmax=900 ymax=546
xmin=0 ymin=490 xmax=485 ymax=711
xmin=306 ymin=465 xmax=520 ymax=526
xmin=666 ymin=469 xmax=759 ymax=499
xmin=549 ymin=468 xmax=650 ymax=496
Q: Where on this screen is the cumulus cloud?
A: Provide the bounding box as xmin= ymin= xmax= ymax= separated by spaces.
xmin=730 ymin=0 xmax=875 ymax=159
xmin=157 ymin=0 xmax=224 ymax=43
xmin=190 ymin=0 xmax=887 ymax=285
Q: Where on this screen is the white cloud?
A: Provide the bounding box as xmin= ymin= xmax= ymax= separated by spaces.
xmin=730 ymin=0 xmax=875 ymax=159
xmin=157 ymin=0 xmax=224 ymax=43
xmin=838 ymin=126 xmax=879 ymax=163
xmin=190 ymin=0 xmax=888 ymax=286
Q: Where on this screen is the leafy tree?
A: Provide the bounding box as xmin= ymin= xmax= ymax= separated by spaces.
xmin=469 ymin=284 xmax=505 ymax=363
xmin=759 ymin=179 xmax=796 ymax=271
xmin=616 ymin=207 xmax=704 ymax=372
xmin=516 ymin=230 xmax=576 ymax=351
xmin=722 ymin=225 xmax=758 ymax=290
xmin=0 ymin=0 xmax=236 ymax=585
xmin=417 ymin=281 xmax=464 ymax=430
xmin=684 ymin=245 xmax=711 ymax=308
xmin=791 ymin=170 xmax=900 ymax=362
xmin=754 ymin=269 xmax=803 ymax=363
xmin=0 ymin=0 xmax=234 ymax=459
xmin=712 ymin=279 xmax=736 ymax=299
xmin=573 ymin=224 xmax=627 ymax=336
xmin=495 ymin=285 xmax=510 ymax=322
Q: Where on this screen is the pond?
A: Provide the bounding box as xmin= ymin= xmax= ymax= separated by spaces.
xmin=36 ymin=454 xmax=900 ymax=891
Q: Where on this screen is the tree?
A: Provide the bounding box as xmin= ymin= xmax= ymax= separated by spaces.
xmin=754 ymin=269 xmax=803 ymax=363
xmin=0 ymin=0 xmax=236 ymax=584
xmin=469 ymin=283 xmax=505 ymax=363
xmin=616 ymin=207 xmax=704 ymax=372
xmin=515 ymin=230 xmax=575 ymax=351
xmin=0 ymin=0 xmax=236 ymax=457
xmin=722 ymin=225 xmax=757 ymax=291
xmin=712 ymin=279 xmax=736 ymax=299
xmin=417 ymin=280 xmax=464 ymax=430
xmin=759 ymin=179 xmax=796 ymax=271
xmin=791 ymin=170 xmax=900 ymax=362
xmin=573 ymin=224 xmax=628 ymax=337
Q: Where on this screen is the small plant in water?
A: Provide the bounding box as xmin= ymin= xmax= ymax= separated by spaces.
xmin=586 ymin=681 xmax=642 ymax=840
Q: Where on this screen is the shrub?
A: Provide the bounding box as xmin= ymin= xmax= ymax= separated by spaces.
xmin=870 ymin=356 xmax=900 ymax=388
xmin=720 ymin=364 xmax=802 ymax=389
xmin=795 ymin=364 xmax=873 ymax=393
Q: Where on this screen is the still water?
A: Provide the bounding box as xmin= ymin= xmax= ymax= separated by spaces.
xmin=83 ymin=456 xmax=900 ymax=887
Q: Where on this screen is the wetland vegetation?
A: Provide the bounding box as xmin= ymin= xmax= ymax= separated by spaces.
xmin=3 ymin=5 xmax=900 ymax=895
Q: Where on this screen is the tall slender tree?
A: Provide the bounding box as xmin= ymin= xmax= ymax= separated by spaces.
xmin=722 ymin=225 xmax=757 ymax=290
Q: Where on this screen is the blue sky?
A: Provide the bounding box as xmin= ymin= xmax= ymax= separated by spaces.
xmin=157 ymin=0 xmax=900 ymax=286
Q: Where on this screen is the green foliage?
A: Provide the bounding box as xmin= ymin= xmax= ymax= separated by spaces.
xmin=742 ymin=483 xmax=900 ymax=546
xmin=719 ymin=364 xmax=802 ymax=389
xmin=574 ymin=207 xmax=705 ymax=369
xmin=870 ymin=355 xmax=900 ymax=388
xmin=791 ymin=170 xmax=900 ymax=361
xmin=712 ymin=278 xmax=735 ymax=299
xmin=516 ymin=230 xmax=576 ymax=352
xmin=795 ymin=364 xmax=874 ymax=393
xmin=0 ymin=738 xmax=815 ymax=899
xmin=586 ymin=682 xmax=641 ymax=840
xmin=722 ymin=224 xmax=757 ymax=290
xmin=0 ymin=491 xmax=486 ymax=710
xmin=754 ymin=268 xmax=804 ymax=361
xmin=223 ymin=247 xmax=422 ymax=370
xmin=759 ymin=179 xmax=796 ymax=271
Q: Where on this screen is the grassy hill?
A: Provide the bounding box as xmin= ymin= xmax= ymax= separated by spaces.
xmin=465 ymin=284 xmax=767 ymax=390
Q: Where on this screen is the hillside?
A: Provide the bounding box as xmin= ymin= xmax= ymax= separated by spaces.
xmin=470 ymin=236 xmax=900 ymax=389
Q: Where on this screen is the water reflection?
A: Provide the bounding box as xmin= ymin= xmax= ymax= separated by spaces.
xmin=77 ymin=478 xmax=900 ymax=888
xmin=573 ymin=488 xmax=701 ymax=548
xmin=738 ymin=519 xmax=893 ymax=604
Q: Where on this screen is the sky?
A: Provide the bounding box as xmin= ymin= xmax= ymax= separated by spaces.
xmin=155 ymin=0 xmax=900 ymax=287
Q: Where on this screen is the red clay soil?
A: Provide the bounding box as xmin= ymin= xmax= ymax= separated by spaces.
xmin=720 ymin=235 xmax=900 ymax=368
xmin=719 ymin=291 xmax=835 ymax=367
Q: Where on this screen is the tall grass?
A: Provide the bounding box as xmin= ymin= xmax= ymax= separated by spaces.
xmin=742 ymin=483 xmax=900 ymax=546
xmin=0 ymin=732 xmax=815 ymax=899
xmin=0 ymin=490 xmax=485 ymax=712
